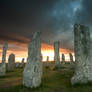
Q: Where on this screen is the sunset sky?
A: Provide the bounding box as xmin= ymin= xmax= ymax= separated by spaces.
xmin=0 ymin=43 xmax=74 ymax=62
xmin=0 ymin=0 xmax=92 ymax=62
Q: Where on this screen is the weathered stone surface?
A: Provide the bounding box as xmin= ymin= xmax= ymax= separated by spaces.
xmin=0 ymin=42 xmax=8 ymax=76
xmin=2 ymin=42 xmax=8 ymax=63
xmin=61 ymin=54 xmax=65 ymax=66
xmin=54 ymin=41 xmax=60 ymax=68
xmin=23 ymin=32 xmax=42 ymax=88
xmin=20 ymin=58 xmax=25 ymax=68
xmin=8 ymin=54 xmax=15 ymax=71
xmin=0 ymin=63 xmax=6 ymax=76
xmin=71 ymin=24 xmax=92 ymax=85
xmin=45 ymin=56 xmax=49 ymax=68
xmin=69 ymin=53 xmax=75 ymax=69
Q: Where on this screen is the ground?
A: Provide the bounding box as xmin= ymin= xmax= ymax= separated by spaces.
xmin=0 ymin=62 xmax=92 ymax=92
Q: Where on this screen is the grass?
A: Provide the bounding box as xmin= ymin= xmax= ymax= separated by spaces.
xmin=0 ymin=62 xmax=92 ymax=92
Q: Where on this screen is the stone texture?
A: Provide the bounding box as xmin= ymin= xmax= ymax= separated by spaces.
xmin=61 ymin=54 xmax=65 ymax=66
xmin=2 ymin=42 xmax=8 ymax=63
xmin=69 ymin=53 xmax=75 ymax=69
xmin=45 ymin=56 xmax=49 ymax=68
xmin=8 ymin=54 xmax=15 ymax=71
xmin=0 ymin=42 xmax=8 ymax=76
xmin=20 ymin=58 xmax=25 ymax=68
xmin=23 ymin=32 xmax=42 ymax=88
xmin=0 ymin=63 xmax=6 ymax=76
xmin=71 ymin=24 xmax=92 ymax=85
xmin=54 ymin=41 xmax=60 ymax=68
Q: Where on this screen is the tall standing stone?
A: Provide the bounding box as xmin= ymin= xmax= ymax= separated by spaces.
xmin=71 ymin=24 xmax=92 ymax=85
xmin=61 ymin=54 xmax=65 ymax=66
xmin=69 ymin=53 xmax=75 ymax=69
xmin=23 ymin=32 xmax=42 ymax=88
xmin=20 ymin=58 xmax=25 ymax=68
xmin=47 ymin=56 xmax=49 ymax=62
xmin=40 ymin=54 xmax=43 ymax=62
xmin=8 ymin=53 xmax=15 ymax=71
xmin=69 ymin=53 xmax=73 ymax=62
xmin=54 ymin=41 xmax=60 ymax=68
xmin=45 ymin=56 xmax=49 ymax=68
xmin=0 ymin=42 xmax=8 ymax=76
xmin=2 ymin=42 xmax=8 ymax=63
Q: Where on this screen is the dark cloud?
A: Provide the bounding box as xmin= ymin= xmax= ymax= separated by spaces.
xmin=0 ymin=0 xmax=58 ymax=43
xmin=75 ymin=0 xmax=92 ymax=26
xmin=75 ymin=0 xmax=92 ymax=38
xmin=0 ymin=0 xmax=92 ymax=50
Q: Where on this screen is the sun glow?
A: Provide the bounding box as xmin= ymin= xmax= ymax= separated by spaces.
xmin=0 ymin=43 xmax=74 ymax=63
xmin=41 ymin=43 xmax=74 ymax=62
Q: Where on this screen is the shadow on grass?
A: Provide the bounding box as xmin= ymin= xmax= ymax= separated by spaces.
xmin=0 ymin=63 xmax=92 ymax=92
xmin=71 ymin=82 xmax=92 ymax=87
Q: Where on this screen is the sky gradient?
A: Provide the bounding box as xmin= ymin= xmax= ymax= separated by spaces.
xmin=0 ymin=0 xmax=92 ymax=62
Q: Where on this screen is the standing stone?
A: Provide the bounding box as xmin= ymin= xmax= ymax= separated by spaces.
xmin=61 ymin=54 xmax=65 ymax=66
xmin=40 ymin=54 xmax=43 ymax=62
xmin=71 ymin=24 xmax=92 ymax=85
xmin=2 ymin=42 xmax=8 ymax=63
xmin=69 ymin=53 xmax=73 ymax=62
xmin=23 ymin=32 xmax=42 ymax=88
xmin=8 ymin=54 xmax=15 ymax=71
xmin=0 ymin=42 xmax=8 ymax=76
xmin=69 ymin=53 xmax=75 ymax=69
xmin=54 ymin=41 xmax=60 ymax=68
xmin=0 ymin=63 xmax=6 ymax=76
xmin=22 ymin=58 xmax=25 ymax=63
xmin=20 ymin=58 xmax=25 ymax=68
xmin=45 ymin=56 xmax=49 ymax=68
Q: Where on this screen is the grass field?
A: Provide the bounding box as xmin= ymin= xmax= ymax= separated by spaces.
xmin=0 ymin=62 xmax=92 ymax=92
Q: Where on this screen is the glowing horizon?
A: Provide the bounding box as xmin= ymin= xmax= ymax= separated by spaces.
xmin=0 ymin=43 xmax=75 ymax=63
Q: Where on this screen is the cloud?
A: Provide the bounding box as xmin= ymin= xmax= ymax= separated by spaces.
xmin=1 ymin=0 xmax=92 ymax=50
xmin=75 ymin=0 xmax=92 ymax=26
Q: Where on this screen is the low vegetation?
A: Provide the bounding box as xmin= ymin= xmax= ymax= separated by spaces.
xmin=0 ymin=62 xmax=92 ymax=92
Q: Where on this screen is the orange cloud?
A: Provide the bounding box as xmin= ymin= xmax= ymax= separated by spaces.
xmin=0 ymin=43 xmax=74 ymax=63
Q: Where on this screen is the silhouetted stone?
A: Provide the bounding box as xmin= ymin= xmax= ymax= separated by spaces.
xmin=0 ymin=42 xmax=8 ymax=76
xmin=23 ymin=32 xmax=42 ymax=88
xmin=69 ymin=53 xmax=75 ymax=69
xmin=2 ymin=42 xmax=8 ymax=63
xmin=40 ymin=54 xmax=43 ymax=62
xmin=54 ymin=41 xmax=60 ymax=69
xmin=20 ymin=58 xmax=25 ymax=68
xmin=61 ymin=54 xmax=65 ymax=66
xmin=45 ymin=56 xmax=49 ymax=68
xmin=8 ymin=53 xmax=15 ymax=71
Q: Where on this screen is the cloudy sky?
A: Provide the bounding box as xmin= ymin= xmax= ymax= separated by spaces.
xmin=0 ymin=0 xmax=92 ymax=61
